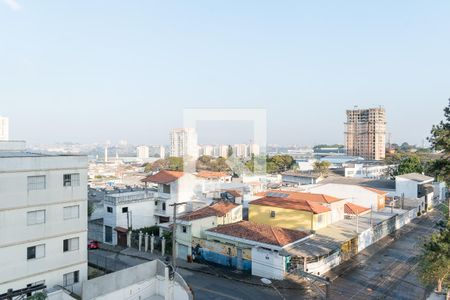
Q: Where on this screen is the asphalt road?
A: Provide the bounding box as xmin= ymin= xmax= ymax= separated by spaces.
xmin=88 ymin=249 xmax=314 ymax=300
xmin=327 ymin=209 xmax=444 ymax=300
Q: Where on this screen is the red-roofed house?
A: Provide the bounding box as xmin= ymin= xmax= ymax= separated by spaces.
xmin=141 ymin=170 xmax=196 ymax=223
xmin=193 ymin=221 xmax=310 ymax=280
xmin=175 ymin=201 xmax=242 ymax=260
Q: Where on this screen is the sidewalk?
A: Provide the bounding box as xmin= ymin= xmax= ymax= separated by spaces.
xmin=97 ymin=243 xmax=309 ymax=290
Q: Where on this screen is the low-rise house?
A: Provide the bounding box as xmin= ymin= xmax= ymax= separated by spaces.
xmin=395 ymin=173 xmax=435 ymax=211
xmin=175 ymin=201 xmax=242 ymax=260
xmin=194 ymin=221 xmax=310 ymax=280
xmin=196 ymin=171 xmax=232 ymax=182
xmin=249 ymin=194 xmax=340 ymax=231
xmin=282 ymin=171 xmax=324 ymax=186
xmin=141 ymin=170 xmax=197 ymax=224
xmin=254 ymin=190 xmax=346 ymax=224
xmin=307 ymin=183 xmax=387 ymax=211
xmin=102 ymin=190 xmax=156 ymax=246
xmin=343 ymin=163 xmax=393 ymax=179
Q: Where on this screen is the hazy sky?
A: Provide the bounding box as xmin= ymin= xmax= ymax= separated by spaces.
xmin=1 ymin=1 xmax=449 ymax=146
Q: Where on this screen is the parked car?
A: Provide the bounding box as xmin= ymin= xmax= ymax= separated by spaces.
xmin=88 ymin=240 xmax=99 ymax=249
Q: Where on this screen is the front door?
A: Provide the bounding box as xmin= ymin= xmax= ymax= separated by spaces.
xmin=117 ymin=231 xmax=127 ymax=247
xmin=237 ymin=248 xmax=243 ymax=270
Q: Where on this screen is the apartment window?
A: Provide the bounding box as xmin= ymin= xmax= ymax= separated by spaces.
xmin=63 ymin=237 xmax=79 ymax=252
xmin=63 ymin=173 xmax=80 ymax=187
xmin=107 ymin=206 xmax=113 ymax=213
xmin=63 ymin=271 xmax=79 ymax=287
xmin=27 ymin=176 xmax=46 ymax=191
xmin=155 ymin=201 xmax=158 ymax=206
xmin=122 ymin=207 xmax=128 ymax=213
xmin=105 ymin=226 xmax=113 ymax=243
xmin=27 ymin=244 xmax=45 ymax=260
xmin=27 ymin=210 xmax=46 ymax=225
xmin=162 ymin=203 xmax=166 ymax=211
xmin=162 ymin=184 xmax=171 ymax=194
xmin=270 ymin=211 xmax=276 ymax=218
xmin=63 ymin=205 xmax=79 ymax=220
xmin=182 ymin=226 xmax=187 ymax=233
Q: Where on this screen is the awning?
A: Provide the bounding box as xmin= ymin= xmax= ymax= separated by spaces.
xmin=114 ymin=226 xmax=128 ymax=233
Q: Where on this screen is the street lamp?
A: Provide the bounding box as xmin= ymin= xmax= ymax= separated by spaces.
xmin=260 ymin=278 xmax=285 ymax=300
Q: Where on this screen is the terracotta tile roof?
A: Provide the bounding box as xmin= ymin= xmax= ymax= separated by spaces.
xmin=344 ymin=202 xmax=371 ymax=215
xmin=361 ymin=186 xmax=388 ymax=195
xmin=207 ymin=221 xmax=309 ymax=247
xmin=141 ymin=170 xmax=184 ymax=184
xmin=223 ymin=189 xmax=242 ymax=198
xmin=196 ymin=171 xmax=230 ymax=179
xmin=250 ymin=196 xmax=331 ymax=214
xmin=256 ymin=190 xmax=341 ymax=204
xmin=179 ymin=201 xmax=239 ymax=221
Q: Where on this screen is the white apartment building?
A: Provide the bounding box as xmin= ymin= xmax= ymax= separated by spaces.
xmin=0 ymin=141 xmax=88 ymax=296
xmin=233 ymin=144 xmax=248 ymax=158
xmin=136 ymin=145 xmax=150 ymax=159
xmin=149 ymin=145 xmax=165 ymax=158
xmin=0 ymin=116 xmax=9 ymax=141
xmin=249 ymin=143 xmax=260 ymax=156
xmin=170 ymin=128 xmax=198 ymax=158
xmin=199 ymin=145 xmax=214 ymax=156
xmin=215 ymin=145 xmax=229 ymax=158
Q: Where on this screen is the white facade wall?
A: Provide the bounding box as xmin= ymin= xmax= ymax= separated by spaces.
xmin=344 ymin=164 xmax=390 ymax=178
xmin=251 ymin=247 xmax=286 ymax=280
xmin=136 ymin=145 xmax=150 ymax=159
xmin=0 ymin=116 xmax=9 ymax=140
xmin=170 ymin=128 xmax=198 ymax=158
xmin=395 ymin=177 xmax=419 ymax=199
xmin=308 ymin=184 xmax=381 ymax=211
xmin=0 ymin=153 xmax=88 ymax=295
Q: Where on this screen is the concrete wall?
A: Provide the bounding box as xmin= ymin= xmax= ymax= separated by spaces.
xmin=305 ymin=251 xmax=341 ymax=276
xmin=395 ymin=178 xmax=418 ymax=199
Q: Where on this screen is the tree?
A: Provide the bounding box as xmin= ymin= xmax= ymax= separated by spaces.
xmin=428 ymin=99 xmax=450 ymax=185
xmin=418 ymin=223 xmax=450 ymax=293
xmin=396 ymin=155 xmax=424 ymax=175
xmin=88 ymin=203 xmax=96 ymax=218
xmin=313 ymin=161 xmax=331 ymax=176
xmin=145 ymin=157 xmax=184 ymax=172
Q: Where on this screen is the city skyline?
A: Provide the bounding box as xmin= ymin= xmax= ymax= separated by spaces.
xmin=1 ymin=1 xmax=449 ymax=146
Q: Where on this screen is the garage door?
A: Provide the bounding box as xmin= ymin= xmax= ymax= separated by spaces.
xmin=177 ymin=244 xmax=189 ymax=260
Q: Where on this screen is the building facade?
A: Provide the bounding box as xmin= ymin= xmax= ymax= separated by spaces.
xmin=136 ymin=145 xmax=150 ymax=159
xmin=345 ymin=107 xmax=386 ymax=160
xmin=0 ymin=141 xmax=88 ymax=295
xmin=0 ymin=116 xmax=9 ymax=141
xmin=170 ymin=128 xmax=198 ymax=158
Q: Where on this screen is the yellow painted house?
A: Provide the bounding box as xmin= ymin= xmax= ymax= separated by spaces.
xmin=249 ymin=192 xmax=343 ymax=231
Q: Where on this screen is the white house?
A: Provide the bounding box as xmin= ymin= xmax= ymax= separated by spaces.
xmin=307 ymin=183 xmax=387 ymax=211
xmin=102 ymin=190 xmax=156 ymax=246
xmin=395 ymin=173 xmax=435 ymax=211
xmin=344 ymin=163 xmax=393 ymax=179
xmin=141 ymin=170 xmax=198 ymax=224
xmin=175 ymin=201 xmax=242 ymax=260
xmin=0 ymin=141 xmax=88 ymax=296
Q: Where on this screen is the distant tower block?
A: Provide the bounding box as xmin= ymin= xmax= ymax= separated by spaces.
xmin=104 ymin=146 xmax=108 ymax=162
xmin=345 ymin=107 xmax=386 ymax=160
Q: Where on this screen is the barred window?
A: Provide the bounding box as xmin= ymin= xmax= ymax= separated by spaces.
xmin=63 ymin=205 xmax=79 ymax=220
xmin=63 ymin=173 xmax=80 ymax=187
xmin=63 ymin=271 xmax=79 ymax=286
xmin=27 ymin=176 xmax=46 ymax=191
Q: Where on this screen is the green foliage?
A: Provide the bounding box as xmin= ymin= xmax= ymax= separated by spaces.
xmin=132 ymin=226 xmax=159 ymax=236
xmin=396 ymin=155 xmax=424 ymax=175
xmin=27 ymin=292 xmax=46 ymax=300
xmin=145 ymin=157 xmax=184 ymax=172
xmin=246 ymin=154 xmax=296 ymax=174
xmin=418 ymin=221 xmax=450 ymax=292
xmin=313 ymin=161 xmax=331 ymax=176
xmin=427 ymin=99 xmax=450 ymax=186
xmin=88 ymin=203 xmax=95 ymax=217
xmin=196 ymin=155 xmax=230 ymax=172
xmin=227 ymin=145 xmax=233 ymax=158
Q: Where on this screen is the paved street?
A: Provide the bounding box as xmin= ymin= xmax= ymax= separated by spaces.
xmin=327 ymin=209 xmax=444 ymax=300
xmin=89 ymin=249 xmax=315 ymax=300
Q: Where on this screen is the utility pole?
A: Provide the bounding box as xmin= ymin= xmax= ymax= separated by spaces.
xmin=169 ymin=202 xmax=188 ymax=269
